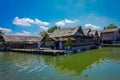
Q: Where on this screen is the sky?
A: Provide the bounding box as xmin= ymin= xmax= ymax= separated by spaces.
xmin=0 ymin=0 xmax=120 ymax=36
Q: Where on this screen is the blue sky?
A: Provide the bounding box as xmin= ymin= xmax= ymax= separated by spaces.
xmin=0 ymin=0 xmax=120 ymax=36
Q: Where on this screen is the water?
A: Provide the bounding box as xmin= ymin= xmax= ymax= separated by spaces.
xmin=0 ymin=47 xmax=120 ymax=80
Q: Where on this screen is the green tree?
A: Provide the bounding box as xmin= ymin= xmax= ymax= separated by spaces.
xmin=48 ymin=26 xmax=60 ymax=33
xmin=39 ymin=26 xmax=60 ymax=36
xmin=64 ymin=39 xmax=72 ymax=47
xmin=104 ymin=24 xmax=118 ymax=30
xmin=0 ymin=30 xmax=4 ymax=35
xmin=39 ymin=31 xmax=47 ymax=37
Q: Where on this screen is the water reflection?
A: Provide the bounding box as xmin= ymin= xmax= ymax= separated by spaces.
xmin=0 ymin=47 xmax=120 ymax=80
xmin=44 ymin=51 xmax=102 ymax=76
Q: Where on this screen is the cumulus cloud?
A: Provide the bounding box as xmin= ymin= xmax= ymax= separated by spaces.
xmin=0 ymin=27 xmax=12 ymax=33
xmin=13 ymin=17 xmax=49 ymax=31
xmin=40 ymin=26 xmax=48 ymax=31
xmin=13 ymin=17 xmax=49 ymax=26
xmin=55 ymin=19 xmax=78 ymax=26
xmin=56 ymin=21 xmax=65 ymax=26
xmin=13 ymin=17 xmax=34 ymax=26
xmin=35 ymin=19 xmax=49 ymax=26
xmin=84 ymin=23 xmax=100 ymax=30
xmin=14 ymin=31 xmax=31 ymax=36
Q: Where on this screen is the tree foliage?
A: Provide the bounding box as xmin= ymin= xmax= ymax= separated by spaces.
xmin=0 ymin=30 xmax=4 ymax=35
xmin=64 ymin=39 xmax=72 ymax=47
xmin=39 ymin=31 xmax=47 ymax=37
xmin=39 ymin=26 xmax=60 ymax=36
xmin=104 ymin=24 xmax=118 ymax=30
xmin=48 ymin=26 xmax=60 ymax=33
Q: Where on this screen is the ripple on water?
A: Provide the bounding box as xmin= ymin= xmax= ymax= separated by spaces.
xmin=0 ymin=49 xmax=120 ymax=80
xmin=26 ymin=61 xmax=48 ymax=73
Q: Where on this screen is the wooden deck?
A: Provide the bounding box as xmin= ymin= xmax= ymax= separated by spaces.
xmin=10 ymin=48 xmax=66 ymax=55
xmin=102 ymin=44 xmax=120 ymax=47
xmin=3 ymin=45 xmax=99 ymax=55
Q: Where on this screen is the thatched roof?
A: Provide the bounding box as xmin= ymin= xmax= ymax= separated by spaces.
xmin=101 ymin=28 xmax=120 ymax=33
xmin=89 ymin=30 xmax=97 ymax=36
xmin=83 ymin=28 xmax=91 ymax=36
xmin=49 ymin=26 xmax=84 ymax=38
xmin=89 ymin=30 xmax=101 ymax=38
xmin=1 ymin=35 xmax=43 ymax=43
xmin=98 ymin=31 xmax=101 ymax=37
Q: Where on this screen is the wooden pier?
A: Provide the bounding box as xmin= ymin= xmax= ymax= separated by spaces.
xmin=102 ymin=44 xmax=120 ymax=47
xmin=9 ymin=48 xmax=66 ymax=56
xmin=3 ymin=45 xmax=99 ymax=56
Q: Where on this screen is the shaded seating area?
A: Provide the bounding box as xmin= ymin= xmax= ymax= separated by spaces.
xmin=43 ymin=26 xmax=101 ymax=50
xmin=0 ymin=35 xmax=43 ymax=50
xmin=0 ymin=26 xmax=102 ymax=51
xmin=101 ymin=28 xmax=120 ymax=44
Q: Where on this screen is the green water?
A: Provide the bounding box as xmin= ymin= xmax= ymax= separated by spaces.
xmin=0 ymin=47 xmax=120 ymax=80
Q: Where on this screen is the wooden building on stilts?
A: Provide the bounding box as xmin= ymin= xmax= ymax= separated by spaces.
xmin=0 ymin=26 xmax=101 ymax=51
xmin=0 ymin=35 xmax=43 ymax=50
xmin=44 ymin=26 xmax=100 ymax=50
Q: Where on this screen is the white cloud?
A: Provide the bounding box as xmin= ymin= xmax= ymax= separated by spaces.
xmin=35 ymin=19 xmax=49 ymax=26
xmin=55 ymin=19 xmax=78 ymax=26
xmin=0 ymin=27 xmax=12 ymax=33
xmin=13 ymin=17 xmax=49 ymax=30
xmin=64 ymin=19 xmax=76 ymax=23
xmin=40 ymin=26 xmax=48 ymax=31
xmin=84 ymin=23 xmax=100 ymax=30
xmin=13 ymin=17 xmax=34 ymax=26
xmin=14 ymin=31 xmax=31 ymax=36
xmin=56 ymin=20 xmax=65 ymax=26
